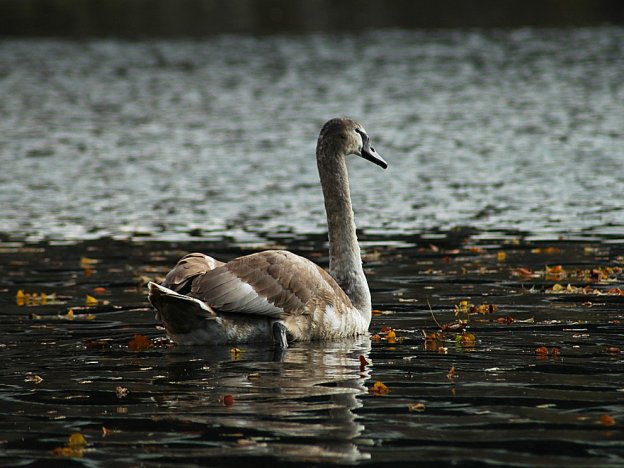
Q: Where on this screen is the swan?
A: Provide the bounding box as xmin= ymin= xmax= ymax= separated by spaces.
xmin=148 ymin=118 xmax=387 ymax=347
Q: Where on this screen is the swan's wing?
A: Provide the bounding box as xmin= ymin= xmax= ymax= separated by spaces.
xmin=190 ymin=250 xmax=351 ymax=319
xmin=162 ymin=253 xmax=224 ymax=293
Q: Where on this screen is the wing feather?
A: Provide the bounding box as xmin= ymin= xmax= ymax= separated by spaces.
xmin=187 ymin=250 xmax=352 ymax=319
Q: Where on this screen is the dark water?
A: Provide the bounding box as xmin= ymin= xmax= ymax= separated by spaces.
xmin=1 ymin=232 xmax=623 ymax=466
xmin=1 ymin=28 xmax=624 ymax=243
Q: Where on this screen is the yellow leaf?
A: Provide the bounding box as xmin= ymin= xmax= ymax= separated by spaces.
xmin=85 ymin=295 xmax=99 ymax=306
xmin=16 ymin=289 xmax=25 ymax=306
xmin=497 ymin=251 xmax=507 ymax=262
xmin=80 ymin=256 xmax=98 ymax=267
xmin=68 ymin=432 xmax=87 ymax=447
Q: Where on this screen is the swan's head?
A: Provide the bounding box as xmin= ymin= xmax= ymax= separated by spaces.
xmin=318 ymin=118 xmax=387 ymax=169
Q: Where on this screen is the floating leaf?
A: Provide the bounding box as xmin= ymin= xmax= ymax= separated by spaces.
xmin=128 ymin=334 xmax=153 ymax=351
xmin=386 ymin=329 xmax=397 ymax=344
xmin=85 ymin=295 xmax=99 ymax=306
xmin=408 ymin=402 xmax=426 ymax=412
xmin=68 ymin=433 xmax=87 ymax=447
xmin=369 ymin=380 xmax=389 ymax=395
xmin=606 ymin=347 xmax=621 ymax=354
xmin=497 ymin=251 xmax=507 ymax=262
xmin=16 ymin=289 xmax=25 ymax=306
xmin=535 ymin=346 xmax=549 ymax=357
xmin=456 ymin=331 xmax=476 ymax=348
xmin=446 ymin=365 xmax=456 ymax=383
xmin=222 ymin=394 xmax=235 ymax=406
xmin=115 ymin=386 xmax=129 ymax=399
xmin=93 ymin=287 xmax=107 ymax=294
xmin=600 ymin=414 xmax=616 ymax=426
xmin=370 ymin=334 xmax=381 ymax=342
xmin=24 ymin=374 xmax=43 ymax=384
xmin=52 ymin=432 xmax=87 ymax=457
xmin=230 ymin=347 xmax=242 ymax=359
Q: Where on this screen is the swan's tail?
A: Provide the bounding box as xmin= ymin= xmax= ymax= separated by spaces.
xmin=148 ymin=282 xmax=219 ymax=344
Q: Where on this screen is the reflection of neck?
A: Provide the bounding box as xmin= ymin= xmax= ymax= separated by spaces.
xmin=317 ymin=148 xmax=371 ymax=319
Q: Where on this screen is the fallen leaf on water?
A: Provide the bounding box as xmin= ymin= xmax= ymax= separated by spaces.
xmin=600 ymin=414 xmax=616 ymax=426
xmin=85 ymin=295 xmax=98 ymax=306
xmin=52 ymin=432 xmax=88 ymax=457
xmin=456 ymin=331 xmax=476 ymax=348
xmin=446 ymin=366 xmax=456 ymax=383
xmin=230 ymin=347 xmax=243 ymax=358
xmin=497 ymin=251 xmax=507 ymax=262
xmin=369 ymin=380 xmax=389 ymax=395
xmin=115 ymin=386 xmax=129 ymax=399
xmin=68 ymin=433 xmax=87 ymax=446
xmin=370 ymin=334 xmax=381 ymax=342
xmin=92 ymin=287 xmax=107 ymax=294
xmin=16 ymin=289 xmax=25 ymax=306
xmin=386 ymin=329 xmax=397 ymax=344
xmin=25 ymin=374 xmax=43 ymax=384
xmin=535 ymin=346 xmax=549 ymax=357
xmin=222 ymin=394 xmax=235 ymax=406
xmin=512 ymin=267 xmax=536 ymax=277
xmin=247 ymin=373 xmax=261 ymax=380
xmin=551 ymin=347 xmax=561 ymax=358
xmin=606 ymin=347 xmax=621 ymax=354
xmin=128 ymin=334 xmax=152 ymax=351
xmin=408 ymin=402 xmax=426 ymax=412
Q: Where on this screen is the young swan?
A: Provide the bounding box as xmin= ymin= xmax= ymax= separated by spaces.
xmin=148 ymin=118 xmax=387 ymax=347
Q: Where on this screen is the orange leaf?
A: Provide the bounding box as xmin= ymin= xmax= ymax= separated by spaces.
xmin=446 ymin=365 xmax=456 ymax=382
xmin=512 ymin=267 xmax=534 ymax=277
xmin=128 ymin=334 xmax=152 ymax=351
xmin=535 ymin=346 xmax=549 ymax=355
xmin=369 ymin=380 xmax=389 ymax=395
xmin=606 ymin=347 xmax=621 ymax=354
xmin=359 ymin=355 xmax=369 ymax=371
xmin=93 ymin=287 xmax=107 ymax=294
xmin=600 ymin=414 xmax=616 ymax=426
xmin=222 ymin=394 xmax=235 ymax=406
xmin=370 ymin=334 xmax=381 ymax=342
xmin=386 ymin=329 xmax=397 ymax=344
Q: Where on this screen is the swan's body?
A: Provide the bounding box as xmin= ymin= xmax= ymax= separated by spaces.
xmin=148 ymin=118 xmax=387 ymax=347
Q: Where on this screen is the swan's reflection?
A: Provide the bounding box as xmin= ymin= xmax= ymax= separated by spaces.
xmin=153 ymin=336 xmax=372 ymax=463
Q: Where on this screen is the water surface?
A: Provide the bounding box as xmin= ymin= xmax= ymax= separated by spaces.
xmin=1 ymin=233 xmax=622 ymax=465
xmin=1 ymin=28 xmax=623 ymax=242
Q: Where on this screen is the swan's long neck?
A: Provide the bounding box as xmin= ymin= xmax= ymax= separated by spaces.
xmin=317 ymin=147 xmax=372 ymax=320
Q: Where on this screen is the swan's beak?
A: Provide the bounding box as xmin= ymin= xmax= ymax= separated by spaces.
xmin=361 ymin=140 xmax=388 ymax=169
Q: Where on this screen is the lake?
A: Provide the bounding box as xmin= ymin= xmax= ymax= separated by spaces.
xmin=1 ymin=27 xmax=623 ymax=466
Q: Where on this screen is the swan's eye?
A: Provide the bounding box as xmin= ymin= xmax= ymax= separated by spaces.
xmin=370 ymin=146 xmax=375 ymax=152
